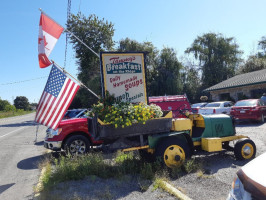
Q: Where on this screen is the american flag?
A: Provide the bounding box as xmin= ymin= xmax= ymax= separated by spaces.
xmin=35 ymin=65 xmax=80 ymax=130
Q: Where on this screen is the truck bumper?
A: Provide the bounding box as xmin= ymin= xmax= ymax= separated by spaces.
xmin=44 ymin=140 xmax=62 ymax=151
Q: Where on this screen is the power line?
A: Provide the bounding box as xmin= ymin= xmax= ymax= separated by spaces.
xmin=0 ymin=76 xmax=48 ymax=86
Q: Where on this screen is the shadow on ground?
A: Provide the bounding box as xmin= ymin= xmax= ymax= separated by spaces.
xmin=17 ymin=155 xmax=45 ymax=170
xmin=34 ymin=141 xmax=44 ymax=146
xmin=235 ymin=121 xmax=264 ymax=128
xmin=0 ymin=120 xmax=36 ymax=128
xmin=192 ymin=150 xmax=250 ymax=174
xmin=0 ymin=183 xmax=15 ymax=194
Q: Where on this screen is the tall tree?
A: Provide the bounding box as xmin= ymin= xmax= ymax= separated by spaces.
xmin=185 ymin=33 xmax=242 ymax=89
xmin=238 ymin=55 xmax=266 ymax=74
xmin=14 ymin=96 xmax=30 ymax=110
xmin=67 ymin=13 xmax=115 ymax=107
xmin=116 ymin=38 xmax=159 ymax=96
xmin=181 ymin=64 xmax=201 ymax=103
xmin=0 ymin=98 xmax=11 ymax=111
xmin=258 ymin=36 xmax=266 ymax=58
xmin=154 ymin=48 xmax=183 ymax=95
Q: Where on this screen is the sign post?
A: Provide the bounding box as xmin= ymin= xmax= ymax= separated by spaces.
xmin=100 ymin=52 xmax=147 ymax=104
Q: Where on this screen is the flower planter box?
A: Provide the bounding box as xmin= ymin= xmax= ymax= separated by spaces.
xmin=88 ymin=112 xmax=172 ymax=141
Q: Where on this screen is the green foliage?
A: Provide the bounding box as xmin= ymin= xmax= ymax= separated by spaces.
xmin=258 ymin=36 xmax=266 ymax=58
xmin=153 ymin=48 xmax=184 ymax=95
xmin=200 ymin=96 xmax=208 ymax=102
xmin=89 ymin=93 xmax=163 ymax=128
xmin=181 ymin=64 xmax=202 ymax=103
xmin=67 ymin=13 xmax=115 ymax=107
xmin=0 ymin=98 xmax=11 ymax=111
xmin=182 ymin=159 xmax=202 ymax=174
xmin=238 ymin=55 xmax=266 ymax=74
xmin=0 ymin=110 xmax=33 ymax=119
xmin=4 ymin=104 xmax=15 ymax=112
xmin=14 ymin=96 xmax=30 ymax=110
xmin=186 ymin=33 xmax=242 ymax=89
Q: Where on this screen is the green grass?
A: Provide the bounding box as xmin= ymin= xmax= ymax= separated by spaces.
xmin=0 ymin=110 xmax=34 ymax=119
xmin=38 ymin=151 xmax=203 ymax=192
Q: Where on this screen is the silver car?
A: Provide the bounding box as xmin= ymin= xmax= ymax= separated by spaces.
xmin=227 ymin=152 xmax=266 ymax=200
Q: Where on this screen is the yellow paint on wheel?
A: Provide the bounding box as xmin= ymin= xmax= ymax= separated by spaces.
xmin=241 ymin=143 xmax=254 ymax=159
xmin=164 ymin=145 xmax=186 ymax=168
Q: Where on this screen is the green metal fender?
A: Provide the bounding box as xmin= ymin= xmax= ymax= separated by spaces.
xmin=148 ymin=131 xmax=194 ymax=152
xmin=194 ymin=114 xmax=236 ymax=142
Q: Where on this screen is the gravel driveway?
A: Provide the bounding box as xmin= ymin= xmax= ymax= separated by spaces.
xmin=171 ymin=121 xmax=266 ymax=200
xmin=37 ymin=121 xmax=266 ymax=200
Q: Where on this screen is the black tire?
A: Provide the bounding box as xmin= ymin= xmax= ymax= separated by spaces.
xmin=234 ymin=139 xmax=256 ymax=160
xmin=155 ymin=137 xmax=191 ymax=168
xmin=64 ymin=135 xmax=91 ymax=155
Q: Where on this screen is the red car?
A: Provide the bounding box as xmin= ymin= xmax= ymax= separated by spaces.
xmin=230 ymin=99 xmax=266 ymax=123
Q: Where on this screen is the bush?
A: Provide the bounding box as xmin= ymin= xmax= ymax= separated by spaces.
xmin=4 ymin=105 xmax=16 ymax=112
xmin=89 ymin=92 xmax=163 ymax=128
xmin=200 ymin=96 xmax=208 ymax=102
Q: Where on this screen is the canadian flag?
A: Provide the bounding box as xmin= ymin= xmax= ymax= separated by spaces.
xmin=38 ymin=13 xmax=64 ymax=68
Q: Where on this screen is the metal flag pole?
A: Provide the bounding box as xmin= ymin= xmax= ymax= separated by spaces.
xmin=39 ymin=8 xmax=100 ymax=58
xmin=52 ymin=61 xmax=100 ymax=99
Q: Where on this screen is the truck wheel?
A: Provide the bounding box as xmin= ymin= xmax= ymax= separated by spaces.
xmin=64 ymin=135 xmax=91 ymax=155
xmin=155 ymin=137 xmax=191 ymax=168
xmin=234 ymin=139 xmax=256 ymax=160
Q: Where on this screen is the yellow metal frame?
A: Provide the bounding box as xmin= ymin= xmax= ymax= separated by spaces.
xmin=193 ymin=135 xmax=249 ymax=152
xmin=122 ymin=145 xmax=149 ymax=152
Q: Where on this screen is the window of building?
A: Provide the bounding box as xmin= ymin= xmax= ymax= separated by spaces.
xmin=219 ymin=93 xmax=231 ymax=101
xmin=250 ymin=89 xmax=266 ymax=98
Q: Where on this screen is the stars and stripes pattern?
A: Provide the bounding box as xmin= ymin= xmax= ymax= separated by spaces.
xmin=35 ymin=65 xmax=80 ymax=130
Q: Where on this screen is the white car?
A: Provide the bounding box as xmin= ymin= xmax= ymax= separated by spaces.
xmin=227 ymin=152 xmax=266 ymax=200
xmin=198 ymin=101 xmax=234 ymax=115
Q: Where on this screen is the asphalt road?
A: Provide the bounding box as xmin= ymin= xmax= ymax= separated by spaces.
xmin=0 ymin=113 xmax=46 ymax=200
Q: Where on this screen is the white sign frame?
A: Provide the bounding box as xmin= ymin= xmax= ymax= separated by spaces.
xmin=100 ymin=52 xmax=148 ymax=104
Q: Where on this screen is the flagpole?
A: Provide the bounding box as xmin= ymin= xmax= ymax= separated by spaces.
xmin=52 ymin=61 xmax=100 ymax=99
xmin=39 ymin=8 xmax=100 ymax=58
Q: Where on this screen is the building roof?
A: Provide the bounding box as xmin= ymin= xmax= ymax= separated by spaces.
xmin=204 ymin=68 xmax=266 ymax=91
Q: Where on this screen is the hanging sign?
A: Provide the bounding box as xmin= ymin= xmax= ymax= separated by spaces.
xmin=100 ymin=52 xmax=147 ymax=104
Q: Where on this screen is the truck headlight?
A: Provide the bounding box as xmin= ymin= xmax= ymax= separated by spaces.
xmin=46 ymin=128 xmax=62 ymax=138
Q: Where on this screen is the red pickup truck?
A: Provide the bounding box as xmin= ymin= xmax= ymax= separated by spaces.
xmin=44 ymin=118 xmax=102 ymax=154
xmin=44 ymin=95 xmax=191 ymax=154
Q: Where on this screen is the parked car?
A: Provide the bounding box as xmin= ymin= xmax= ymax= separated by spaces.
xmin=198 ymin=101 xmax=234 ymax=115
xmin=63 ymin=109 xmax=88 ymax=119
xmin=227 ymin=152 xmax=266 ymax=200
xmin=191 ymin=102 xmax=207 ymax=113
xmin=230 ymin=99 xmax=266 ymax=123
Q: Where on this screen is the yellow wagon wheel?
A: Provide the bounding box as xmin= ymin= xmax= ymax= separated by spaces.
xmin=234 ymin=139 xmax=256 ymax=160
xmin=155 ymin=137 xmax=191 ymax=168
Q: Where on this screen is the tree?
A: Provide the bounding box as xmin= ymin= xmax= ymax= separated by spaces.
xmin=116 ymin=38 xmax=159 ymax=96
xmin=258 ymin=36 xmax=266 ymax=58
xmin=153 ymin=48 xmax=183 ymax=95
xmin=238 ymin=55 xmax=266 ymax=74
xmin=181 ymin=64 xmax=201 ymax=103
xmin=185 ymin=33 xmax=242 ymax=89
xmin=14 ymin=96 xmax=30 ymax=110
xmin=0 ymin=98 xmax=11 ymax=111
xmin=67 ymin=13 xmax=115 ymax=108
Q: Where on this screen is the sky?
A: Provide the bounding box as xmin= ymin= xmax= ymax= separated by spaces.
xmin=1 ymin=0 xmax=266 ymax=104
